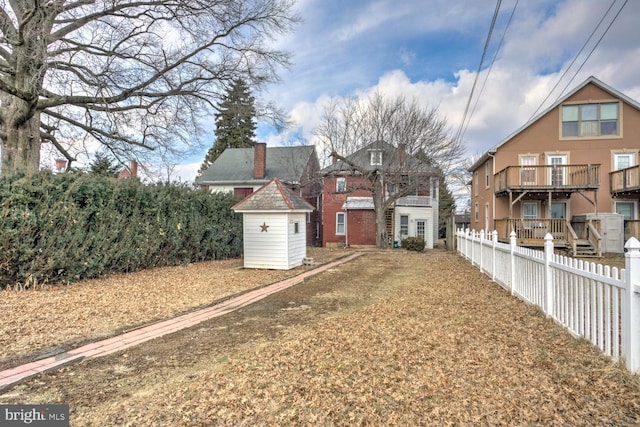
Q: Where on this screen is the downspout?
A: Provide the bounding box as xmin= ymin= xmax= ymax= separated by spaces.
xmin=489 ymin=152 xmax=496 ymax=231
xmin=344 ymin=208 xmax=349 ymax=247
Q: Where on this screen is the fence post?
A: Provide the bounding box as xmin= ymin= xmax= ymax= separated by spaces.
xmin=623 ymin=237 xmax=640 ymax=373
xmin=479 ymin=229 xmax=485 ymax=273
xmin=471 ymin=230 xmax=476 ymax=266
xmin=509 ymin=231 xmax=516 ymax=295
xmin=544 ymin=233 xmax=554 ymax=319
xmin=492 ymin=230 xmax=498 ymax=282
xmin=464 ymin=228 xmax=469 ymax=260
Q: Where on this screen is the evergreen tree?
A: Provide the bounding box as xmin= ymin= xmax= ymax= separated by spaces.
xmin=439 ymin=179 xmax=456 ymax=238
xmin=198 ymin=79 xmax=257 ymax=176
xmin=88 ymin=153 xmax=121 ymax=177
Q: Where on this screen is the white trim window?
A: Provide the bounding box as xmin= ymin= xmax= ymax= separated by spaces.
xmin=336 ymin=212 xmax=346 ymax=235
xmin=400 ymin=215 xmax=409 ymax=238
xmin=336 ymin=177 xmax=346 ymax=192
xmin=369 ymin=150 xmax=383 ymax=165
xmin=561 ymin=102 xmax=619 ymax=137
xmin=614 ymin=152 xmax=635 ymax=170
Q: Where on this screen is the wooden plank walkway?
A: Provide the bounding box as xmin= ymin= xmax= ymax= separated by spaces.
xmin=0 ymin=252 xmax=363 ymax=390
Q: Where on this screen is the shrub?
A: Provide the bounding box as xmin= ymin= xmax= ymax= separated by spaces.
xmin=401 ymin=237 xmax=425 ymax=251
xmin=0 ymin=172 xmax=243 ymax=288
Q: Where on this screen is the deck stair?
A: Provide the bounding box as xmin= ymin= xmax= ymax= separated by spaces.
xmin=572 ymin=238 xmax=598 ymax=257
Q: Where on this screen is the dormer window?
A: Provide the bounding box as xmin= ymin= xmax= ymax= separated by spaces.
xmin=370 ymin=150 xmax=382 ymax=165
xmin=561 ymin=102 xmax=619 ymax=138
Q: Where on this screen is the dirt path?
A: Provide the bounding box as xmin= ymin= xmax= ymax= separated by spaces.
xmin=2 ymin=250 xmax=640 ymax=426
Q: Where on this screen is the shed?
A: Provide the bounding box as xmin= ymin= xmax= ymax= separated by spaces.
xmin=232 ymin=178 xmax=314 ymax=269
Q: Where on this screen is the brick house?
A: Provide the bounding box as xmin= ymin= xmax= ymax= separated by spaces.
xmin=469 ymin=76 xmax=640 ymax=255
xmin=195 ymin=143 xmax=322 ymax=246
xmin=321 ymin=140 xmax=440 ymax=249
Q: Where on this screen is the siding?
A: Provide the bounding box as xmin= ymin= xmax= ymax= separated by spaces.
xmin=243 ymin=213 xmax=289 ymax=269
xmin=395 ymin=206 xmax=434 ymax=249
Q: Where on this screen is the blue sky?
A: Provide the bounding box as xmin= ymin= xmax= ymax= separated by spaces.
xmin=173 ymin=0 xmax=640 ymax=183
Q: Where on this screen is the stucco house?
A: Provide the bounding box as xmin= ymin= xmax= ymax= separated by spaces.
xmin=232 ymin=178 xmax=314 ymax=270
xmin=469 ymin=76 xmax=640 ymax=255
xmin=195 ymin=143 xmax=322 ymax=246
xmin=321 ymin=140 xmax=440 ymax=249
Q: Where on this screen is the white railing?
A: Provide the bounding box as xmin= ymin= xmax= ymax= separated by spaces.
xmin=457 ymin=228 xmax=640 ymax=374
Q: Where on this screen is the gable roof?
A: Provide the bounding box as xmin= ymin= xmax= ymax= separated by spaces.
xmin=470 ymin=76 xmax=640 ymax=171
xmin=195 ymin=145 xmax=317 ymax=185
xmin=231 ymin=178 xmax=314 ymax=212
xmin=321 ymin=140 xmax=437 ymax=175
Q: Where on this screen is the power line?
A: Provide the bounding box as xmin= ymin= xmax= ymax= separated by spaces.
xmin=553 ymin=0 xmax=628 ymax=102
xmin=527 ymin=0 xmax=627 ymax=121
xmin=460 ymin=0 xmax=519 ymax=143
xmin=453 ymin=0 xmax=502 ymax=144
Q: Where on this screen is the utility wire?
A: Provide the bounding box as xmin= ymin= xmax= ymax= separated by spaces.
xmin=553 ymin=0 xmax=628 ymax=102
xmin=453 ymin=0 xmax=502 ymax=144
xmin=527 ymin=0 xmax=627 ymax=121
xmin=460 ymin=0 xmax=519 ymax=143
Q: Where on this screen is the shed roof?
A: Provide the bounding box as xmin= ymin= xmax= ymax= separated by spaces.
xmin=196 ymin=145 xmax=316 ymax=185
xmin=232 ymin=178 xmax=314 ymax=212
xmin=342 ymin=197 xmax=375 ymax=210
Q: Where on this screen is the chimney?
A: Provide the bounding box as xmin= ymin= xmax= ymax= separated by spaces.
xmin=55 ymin=158 xmax=67 ymax=172
xmin=130 ymin=159 xmax=138 ymax=178
xmin=253 ymin=143 xmax=267 ymax=179
xmin=398 ymin=143 xmax=407 ymax=167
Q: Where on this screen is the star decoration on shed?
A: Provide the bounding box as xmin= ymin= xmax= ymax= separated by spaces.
xmin=260 ymin=222 xmax=269 ymax=232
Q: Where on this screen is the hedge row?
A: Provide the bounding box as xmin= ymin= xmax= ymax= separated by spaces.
xmin=0 ymin=172 xmax=243 ymax=288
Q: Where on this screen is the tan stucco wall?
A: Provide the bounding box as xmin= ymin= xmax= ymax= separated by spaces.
xmin=472 ymin=82 xmax=640 ymax=231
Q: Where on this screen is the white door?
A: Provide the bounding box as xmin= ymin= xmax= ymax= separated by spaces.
xmin=614 ymin=153 xmax=637 ymax=188
xmin=416 ymin=220 xmax=427 ymax=241
xmin=547 ymin=154 xmax=567 ymax=186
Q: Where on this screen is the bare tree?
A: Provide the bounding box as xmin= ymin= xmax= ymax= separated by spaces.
xmin=316 ymin=92 xmax=464 ymax=248
xmin=0 ymin=0 xmax=297 ymax=176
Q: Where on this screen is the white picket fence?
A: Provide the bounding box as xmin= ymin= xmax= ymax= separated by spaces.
xmin=457 ymin=228 xmax=640 ymax=374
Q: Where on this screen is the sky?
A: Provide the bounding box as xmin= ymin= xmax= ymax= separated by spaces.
xmin=173 ymin=0 xmax=640 ymax=186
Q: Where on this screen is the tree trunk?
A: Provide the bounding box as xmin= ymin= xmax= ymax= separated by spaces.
xmin=1 ymin=98 xmax=41 ymax=176
xmin=371 ymin=174 xmax=389 ymax=249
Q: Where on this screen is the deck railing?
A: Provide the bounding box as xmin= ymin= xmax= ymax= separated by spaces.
xmin=456 ymin=229 xmax=640 ymax=375
xmin=494 ymin=164 xmax=600 ymax=193
xmin=610 ymin=165 xmax=640 ymax=193
xmin=494 ymin=218 xmax=570 ymax=243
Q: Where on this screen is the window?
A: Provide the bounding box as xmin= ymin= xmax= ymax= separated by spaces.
xmin=474 ymin=202 xmax=479 ymax=222
xmin=614 ymin=152 xmax=635 ymax=170
xmin=561 ymin=102 xmax=619 ymax=137
xmin=615 ymin=201 xmax=636 ymax=220
xmin=520 ymin=155 xmax=537 ymax=185
xmin=336 ymin=212 xmax=345 ymax=235
xmin=233 ymin=187 xmax=254 ymax=198
xmin=523 ymin=202 xmax=538 ymax=219
xmin=400 ymin=215 xmax=409 ymax=237
xmin=336 ymin=177 xmax=346 ymax=192
xmin=294 ymin=222 xmax=300 ymax=234
xmin=370 ymin=150 xmax=382 ymax=165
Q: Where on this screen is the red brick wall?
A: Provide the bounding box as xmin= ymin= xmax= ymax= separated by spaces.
xmin=322 ymin=175 xmax=376 ymax=247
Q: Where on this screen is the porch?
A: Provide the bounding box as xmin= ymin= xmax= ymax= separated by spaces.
xmin=494 ymin=217 xmax=602 ymax=257
xmin=610 ymin=165 xmax=640 ymax=194
xmin=495 ymin=164 xmax=600 ymax=194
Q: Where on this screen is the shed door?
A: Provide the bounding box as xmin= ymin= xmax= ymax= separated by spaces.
xmin=602 ymin=215 xmax=624 ymax=254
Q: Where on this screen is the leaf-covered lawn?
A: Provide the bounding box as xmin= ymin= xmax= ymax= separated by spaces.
xmin=2 ymin=250 xmax=640 ymax=426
